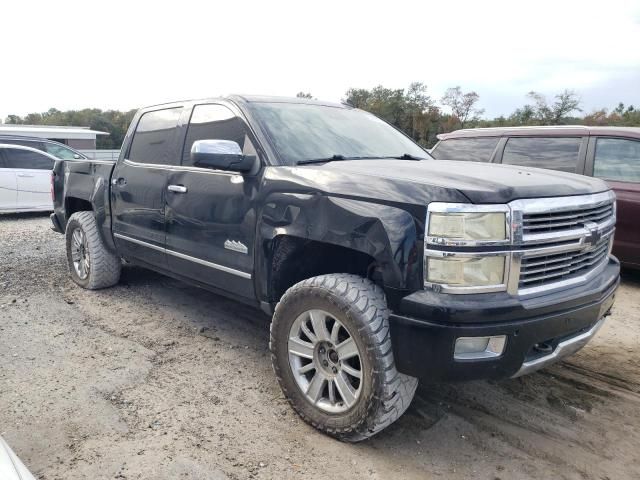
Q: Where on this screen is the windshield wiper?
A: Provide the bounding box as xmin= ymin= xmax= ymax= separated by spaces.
xmin=381 ymin=153 xmax=427 ymax=160
xmin=296 ymin=153 xmax=427 ymax=165
xmin=296 ymin=155 xmax=350 ymax=165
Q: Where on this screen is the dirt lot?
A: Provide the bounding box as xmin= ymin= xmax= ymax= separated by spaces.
xmin=1 ymin=213 xmax=639 ymax=480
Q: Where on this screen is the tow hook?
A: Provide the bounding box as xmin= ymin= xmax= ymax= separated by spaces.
xmin=533 ymin=342 xmax=553 ymax=354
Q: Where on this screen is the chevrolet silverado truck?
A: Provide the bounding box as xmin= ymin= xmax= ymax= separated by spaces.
xmin=50 ymin=96 xmax=619 ymax=441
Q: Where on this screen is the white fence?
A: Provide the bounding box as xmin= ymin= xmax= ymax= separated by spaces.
xmin=79 ymin=149 xmax=120 ymax=161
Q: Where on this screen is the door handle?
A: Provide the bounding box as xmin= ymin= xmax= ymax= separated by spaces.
xmin=111 ymin=178 xmax=127 ymax=186
xmin=168 ymin=185 xmax=188 ymax=193
xmin=17 ymin=173 xmax=35 ymax=178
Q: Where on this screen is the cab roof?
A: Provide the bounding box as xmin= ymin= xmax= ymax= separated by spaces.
xmin=141 ymin=95 xmax=350 ymax=111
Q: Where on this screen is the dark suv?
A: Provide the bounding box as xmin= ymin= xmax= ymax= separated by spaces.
xmin=431 ymin=126 xmax=640 ymax=269
xmin=0 ymin=135 xmax=87 ymax=160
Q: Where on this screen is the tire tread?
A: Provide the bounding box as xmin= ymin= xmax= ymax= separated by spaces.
xmin=270 ymin=273 xmax=418 ymax=442
xmin=66 ymin=211 xmax=121 ymax=289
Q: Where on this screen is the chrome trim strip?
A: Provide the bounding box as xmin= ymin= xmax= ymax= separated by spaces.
xmin=114 ymin=233 xmax=164 ymax=252
xmin=113 ymin=233 xmax=252 ymax=279
xmin=511 ymin=318 xmax=605 ymax=378
xmin=122 ymin=158 xmax=236 ymax=176
xmin=509 ymin=190 xmax=616 ymax=216
xmin=167 ymin=249 xmax=252 ymax=279
xmin=521 ymin=216 xmax=615 ymax=246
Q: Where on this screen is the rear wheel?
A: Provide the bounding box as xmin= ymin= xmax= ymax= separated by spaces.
xmin=270 ymin=273 xmax=418 ymax=442
xmin=65 ymin=211 xmax=121 ymax=289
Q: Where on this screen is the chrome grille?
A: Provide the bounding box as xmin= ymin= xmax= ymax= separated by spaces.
xmin=511 ymin=191 xmax=616 ymax=296
xmin=523 ymin=203 xmax=614 ymax=234
xmin=519 ymin=238 xmax=610 ymax=288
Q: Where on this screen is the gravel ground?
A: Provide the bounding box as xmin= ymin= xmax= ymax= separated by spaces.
xmin=1 ymin=213 xmax=639 ymax=480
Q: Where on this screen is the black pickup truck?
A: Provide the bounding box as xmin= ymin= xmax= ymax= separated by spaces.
xmin=51 ymin=96 xmax=619 ymax=441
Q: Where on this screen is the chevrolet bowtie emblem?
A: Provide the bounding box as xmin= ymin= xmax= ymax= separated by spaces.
xmin=582 ymin=221 xmax=601 ymax=250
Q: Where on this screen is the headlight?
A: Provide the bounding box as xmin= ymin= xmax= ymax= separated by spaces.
xmin=427 ymin=256 xmax=506 ymax=287
xmin=428 ymin=212 xmax=506 ymax=242
xmin=425 ymin=203 xmax=511 ymax=293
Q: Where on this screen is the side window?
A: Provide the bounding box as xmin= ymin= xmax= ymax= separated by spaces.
xmin=43 ymin=143 xmax=81 ymax=160
xmin=431 ymin=138 xmax=498 ymax=162
xmin=3 ymin=139 xmax=45 ymax=151
xmin=594 ymin=138 xmax=640 ymax=183
xmin=502 ymin=137 xmax=581 ymax=172
xmin=2 ymin=148 xmax=54 ymax=170
xmin=182 ymin=104 xmax=257 ymax=166
xmin=128 ymin=107 xmax=182 ymax=165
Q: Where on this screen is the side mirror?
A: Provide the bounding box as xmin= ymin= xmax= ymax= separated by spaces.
xmin=73 ymin=154 xmax=82 ymax=159
xmin=191 ymin=140 xmax=255 ymax=172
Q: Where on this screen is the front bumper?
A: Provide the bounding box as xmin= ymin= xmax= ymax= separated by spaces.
xmin=389 ymin=258 xmax=619 ymax=382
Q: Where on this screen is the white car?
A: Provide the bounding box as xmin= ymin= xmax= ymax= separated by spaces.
xmin=0 ymin=144 xmax=56 ymax=213
xmin=0 ymin=436 xmax=36 ymax=480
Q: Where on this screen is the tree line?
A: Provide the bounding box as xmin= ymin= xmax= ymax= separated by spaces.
xmin=4 ymin=108 xmax=137 ymax=149
xmin=4 ymin=84 xmax=639 ymax=149
xmin=338 ymin=84 xmax=640 ymax=147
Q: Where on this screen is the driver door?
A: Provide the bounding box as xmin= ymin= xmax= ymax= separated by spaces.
xmin=164 ymin=103 xmax=259 ymax=299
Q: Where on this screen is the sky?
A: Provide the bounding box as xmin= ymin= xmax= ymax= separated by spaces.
xmin=2 ymin=0 xmax=640 ymax=121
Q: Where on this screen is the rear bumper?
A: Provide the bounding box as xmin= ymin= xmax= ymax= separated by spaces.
xmin=389 ymin=258 xmax=619 ymax=382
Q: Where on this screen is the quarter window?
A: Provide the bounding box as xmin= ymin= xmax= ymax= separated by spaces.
xmin=431 ymin=138 xmax=499 ymax=162
xmin=182 ymin=104 xmax=257 ymax=166
xmin=128 ymin=107 xmax=182 ymax=165
xmin=594 ymin=138 xmax=640 ymax=183
xmin=0 ymin=148 xmax=54 ymax=169
xmin=502 ymin=137 xmax=581 ymax=172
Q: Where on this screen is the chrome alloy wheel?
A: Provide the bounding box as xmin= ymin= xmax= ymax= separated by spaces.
xmin=71 ymin=227 xmax=90 ymax=280
xmin=288 ymin=309 xmax=363 ymax=413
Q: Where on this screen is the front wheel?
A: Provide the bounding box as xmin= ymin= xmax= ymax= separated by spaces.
xmin=65 ymin=211 xmax=121 ymax=289
xmin=270 ymin=274 xmax=418 ymax=442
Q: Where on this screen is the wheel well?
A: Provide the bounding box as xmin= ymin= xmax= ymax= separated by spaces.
xmin=65 ymin=197 xmax=93 ymax=218
xmin=270 ymin=236 xmax=378 ymax=302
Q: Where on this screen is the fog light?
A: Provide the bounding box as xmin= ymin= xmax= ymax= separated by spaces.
xmin=454 ymin=335 xmax=506 ymax=360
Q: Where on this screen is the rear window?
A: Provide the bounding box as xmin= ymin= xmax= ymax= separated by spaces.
xmin=594 ymin=138 xmax=640 ymax=183
xmin=502 ymin=137 xmax=581 ymax=173
xmin=128 ymin=108 xmax=182 ymax=165
xmin=431 ymin=138 xmax=498 ymax=162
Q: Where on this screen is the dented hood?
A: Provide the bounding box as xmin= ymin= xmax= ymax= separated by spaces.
xmin=314 ymin=159 xmax=610 ymax=204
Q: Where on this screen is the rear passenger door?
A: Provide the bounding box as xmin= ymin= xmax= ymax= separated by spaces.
xmin=586 ymin=136 xmax=640 ymax=267
xmin=498 ymin=136 xmax=587 ymax=173
xmin=2 ymin=147 xmax=54 ymax=210
xmin=111 ymin=106 xmax=183 ymax=268
xmin=0 ymin=150 xmax=18 ymax=211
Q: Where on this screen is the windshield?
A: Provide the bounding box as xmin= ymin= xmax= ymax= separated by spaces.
xmin=247 ymin=102 xmax=430 ymax=165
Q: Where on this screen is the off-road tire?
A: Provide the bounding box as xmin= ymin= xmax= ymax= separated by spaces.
xmin=270 ymin=273 xmax=418 ymax=442
xmin=65 ymin=211 xmax=121 ymax=289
